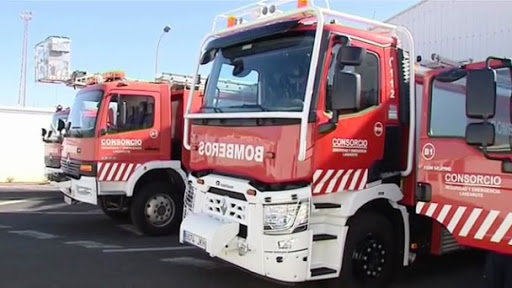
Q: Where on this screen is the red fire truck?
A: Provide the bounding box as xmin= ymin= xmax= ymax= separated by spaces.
xmin=179 ymin=0 xmax=512 ymax=286
xmin=52 ymin=70 xmax=208 ymax=236
xmin=42 ymin=105 xmax=70 ymax=184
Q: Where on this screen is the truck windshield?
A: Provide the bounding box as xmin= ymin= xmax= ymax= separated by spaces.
xmin=67 ymin=89 xmax=102 ymax=138
xmin=202 ymin=31 xmax=314 ymax=113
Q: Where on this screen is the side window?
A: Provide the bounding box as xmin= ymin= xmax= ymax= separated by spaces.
xmin=106 ymin=95 xmax=155 ymax=134
xmin=429 ymin=67 xmax=512 ymax=150
xmin=326 ymin=43 xmax=381 ymax=113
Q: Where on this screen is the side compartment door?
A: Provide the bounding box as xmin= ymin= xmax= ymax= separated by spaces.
xmin=417 ymin=67 xmax=512 ymax=253
xmin=97 ymin=91 xmax=160 ymax=182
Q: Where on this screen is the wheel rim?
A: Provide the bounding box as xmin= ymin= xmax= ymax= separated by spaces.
xmin=144 ymin=194 xmax=175 ymax=227
xmin=352 ymin=233 xmax=387 ymax=281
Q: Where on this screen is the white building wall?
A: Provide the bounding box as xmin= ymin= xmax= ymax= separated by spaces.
xmin=386 ymin=0 xmax=512 ymax=61
xmin=0 ymin=106 xmax=54 ymax=183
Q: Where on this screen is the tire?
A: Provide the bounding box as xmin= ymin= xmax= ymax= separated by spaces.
xmin=130 ymin=181 xmax=183 ymax=236
xmin=482 ymin=252 xmax=512 ymax=288
xmin=329 ymin=211 xmax=397 ymax=288
xmin=99 ymin=198 xmax=130 ymax=221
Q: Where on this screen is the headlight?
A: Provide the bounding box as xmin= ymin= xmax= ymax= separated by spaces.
xmin=263 ymin=200 xmax=309 ymax=235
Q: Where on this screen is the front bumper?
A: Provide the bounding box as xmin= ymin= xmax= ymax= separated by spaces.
xmin=179 ymin=174 xmax=312 ymax=283
xmin=44 ymin=167 xmax=62 ymax=182
xmin=57 ymin=175 xmax=98 ymax=205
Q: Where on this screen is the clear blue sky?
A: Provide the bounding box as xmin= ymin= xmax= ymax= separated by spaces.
xmin=0 ymin=0 xmax=420 ymax=109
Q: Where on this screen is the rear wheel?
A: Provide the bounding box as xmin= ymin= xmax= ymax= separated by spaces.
xmin=329 ymin=211 xmax=397 ymax=288
xmin=130 ymin=181 xmax=183 ymax=236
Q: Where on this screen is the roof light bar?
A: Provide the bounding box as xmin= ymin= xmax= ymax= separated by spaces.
xmin=212 ymin=0 xmax=330 ymax=32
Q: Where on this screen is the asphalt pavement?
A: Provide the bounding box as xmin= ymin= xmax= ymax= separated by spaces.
xmin=0 ymin=185 xmax=487 ymax=288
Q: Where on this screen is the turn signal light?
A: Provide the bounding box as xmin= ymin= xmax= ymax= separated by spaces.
xmin=197 ymin=178 xmax=205 ymax=185
xmin=80 ymin=164 xmax=93 ymax=173
xmin=227 ymin=16 xmax=237 ymax=27
xmin=246 ymin=189 xmax=257 ymax=196
xmin=297 ymin=0 xmax=309 ymax=8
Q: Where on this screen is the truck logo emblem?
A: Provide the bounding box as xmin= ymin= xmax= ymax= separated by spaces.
xmin=149 ymin=129 xmax=158 ymax=139
xmin=374 ymin=122 xmax=383 ymax=137
xmin=422 ymin=143 xmax=436 ymax=161
xmin=66 ymin=154 xmax=71 ymax=165
xmin=219 ymin=197 xmax=228 ymax=215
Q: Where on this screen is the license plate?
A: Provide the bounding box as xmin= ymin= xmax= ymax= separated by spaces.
xmin=184 ymin=231 xmax=207 ymax=250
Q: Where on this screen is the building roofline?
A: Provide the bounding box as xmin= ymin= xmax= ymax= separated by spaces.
xmin=382 ymin=0 xmax=428 ymax=23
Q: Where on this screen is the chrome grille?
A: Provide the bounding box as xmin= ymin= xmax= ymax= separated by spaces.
xmin=60 ymin=158 xmax=81 ymax=179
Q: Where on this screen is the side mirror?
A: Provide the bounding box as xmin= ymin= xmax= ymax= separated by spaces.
xmin=200 ymin=49 xmax=217 ymax=65
xmin=65 ymin=121 xmax=71 ymax=131
xmin=465 ymin=122 xmax=495 ymax=147
xmin=41 ymin=128 xmax=47 ymax=137
xmin=466 ymin=68 xmax=497 ymax=119
xmin=337 ymin=46 xmax=366 ymax=66
xmin=57 ymin=119 xmax=65 ymax=132
xmin=332 ymin=71 xmax=361 ymax=112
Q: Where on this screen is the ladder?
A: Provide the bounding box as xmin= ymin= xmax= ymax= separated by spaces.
xmin=156 ymin=72 xmax=258 ymax=93
xmin=64 ymin=70 xmax=124 ymax=89
xmin=417 ymin=53 xmax=473 ymax=69
xmin=155 ymin=72 xmax=206 ymax=91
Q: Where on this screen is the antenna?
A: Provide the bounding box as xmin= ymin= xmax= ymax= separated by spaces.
xmin=18 ymin=11 xmax=32 ymax=107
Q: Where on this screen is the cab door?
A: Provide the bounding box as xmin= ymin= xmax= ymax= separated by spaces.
xmin=96 ymin=90 xmax=161 ymax=182
xmin=312 ymin=35 xmax=394 ymax=195
xmin=417 ymin=66 xmax=512 ymax=254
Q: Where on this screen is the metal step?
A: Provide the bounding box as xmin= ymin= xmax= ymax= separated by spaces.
xmin=310 ymin=267 xmax=337 ymax=277
xmin=313 ymin=234 xmax=338 ymax=242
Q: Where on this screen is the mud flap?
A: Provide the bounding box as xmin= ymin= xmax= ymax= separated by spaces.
xmin=180 ymin=214 xmax=239 ymax=256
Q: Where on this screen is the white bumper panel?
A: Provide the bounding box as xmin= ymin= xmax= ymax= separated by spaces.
xmin=44 ymin=167 xmax=61 ymax=177
xmin=180 ymin=173 xmax=313 ymax=283
xmin=180 ymin=212 xmax=311 ymax=282
xmin=61 ymin=176 xmax=98 ymax=205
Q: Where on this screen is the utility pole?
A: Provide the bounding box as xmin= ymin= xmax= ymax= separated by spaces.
xmin=18 ymin=11 xmax=32 ymax=107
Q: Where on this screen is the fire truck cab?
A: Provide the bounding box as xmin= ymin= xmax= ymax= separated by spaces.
xmin=179 ymin=0 xmax=512 ymax=286
xmin=53 ymin=70 xmax=204 ymax=236
xmin=42 ymin=105 xmax=70 ymax=184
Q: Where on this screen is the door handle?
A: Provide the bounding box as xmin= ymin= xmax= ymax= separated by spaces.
xmin=144 ymin=147 xmax=159 ymax=151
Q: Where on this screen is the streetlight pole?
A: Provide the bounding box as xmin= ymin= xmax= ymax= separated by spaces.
xmin=155 ymin=25 xmax=171 ymax=77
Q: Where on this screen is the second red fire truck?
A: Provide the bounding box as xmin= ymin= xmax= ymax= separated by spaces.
xmin=179 ymin=0 xmax=512 ymax=286
xmin=52 ymin=70 xmax=209 ymax=236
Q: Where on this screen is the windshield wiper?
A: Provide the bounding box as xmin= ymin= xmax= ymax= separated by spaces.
xmin=228 ymin=104 xmax=269 ymax=111
xmin=201 ymin=106 xmax=223 ymax=113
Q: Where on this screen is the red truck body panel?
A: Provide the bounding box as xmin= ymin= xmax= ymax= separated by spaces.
xmin=61 ymin=81 xmax=202 ymax=180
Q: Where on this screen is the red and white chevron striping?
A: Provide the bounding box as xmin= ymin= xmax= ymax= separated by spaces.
xmin=97 ymin=162 xmax=142 ymax=182
xmin=417 ymin=201 xmax=512 ymax=246
xmin=312 ymin=169 xmax=368 ymax=194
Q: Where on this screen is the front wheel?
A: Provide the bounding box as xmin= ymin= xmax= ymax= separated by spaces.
xmin=329 ymin=211 xmax=397 ymax=288
xmin=99 ymin=197 xmax=130 ymax=221
xmin=130 ymin=181 xmax=183 ymax=236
